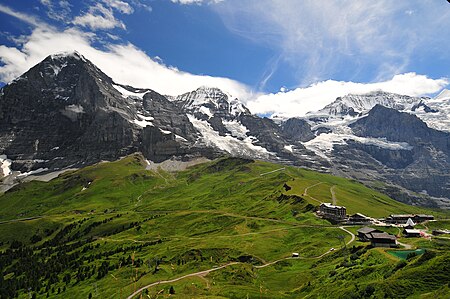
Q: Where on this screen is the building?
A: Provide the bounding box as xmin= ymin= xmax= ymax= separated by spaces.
xmin=432 ymin=229 xmax=450 ymax=236
xmin=348 ymin=213 xmax=372 ymax=225
xmin=357 ymin=227 xmax=397 ymax=247
xmin=319 ymin=203 xmax=347 ymax=220
xmin=357 ymin=227 xmax=382 ymax=241
xmin=386 ymin=214 xmax=415 ymax=224
xmin=369 ymin=232 xmax=398 ymax=248
xmin=386 ymin=214 xmax=434 ymax=224
xmin=403 ymin=229 xmax=421 ymax=238
xmin=414 ymin=214 xmax=434 ymax=222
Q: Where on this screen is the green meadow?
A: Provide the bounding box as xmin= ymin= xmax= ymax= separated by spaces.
xmin=0 ymin=154 xmax=448 ymax=298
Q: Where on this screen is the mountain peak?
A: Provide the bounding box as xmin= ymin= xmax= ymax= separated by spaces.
xmin=174 ymin=86 xmax=250 ymax=118
xmin=435 ymin=89 xmax=450 ymax=101
xmin=310 ymin=91 xmax=424 ymax=118
xmin=47 ymin=50 xmax=86 ymax=61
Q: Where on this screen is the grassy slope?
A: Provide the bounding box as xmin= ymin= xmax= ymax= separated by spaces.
xmin=0 ymin=154 xmax=448 ymax=299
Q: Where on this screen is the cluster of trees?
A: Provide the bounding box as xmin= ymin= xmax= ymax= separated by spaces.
xmin=0 ymin=214 xmax=163 ymax=298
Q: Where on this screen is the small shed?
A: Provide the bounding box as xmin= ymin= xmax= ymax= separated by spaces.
xmin=403 ymin=229 xmax=421 ymax=238
xmin=292 ymin=253 xmax=299 ymax=258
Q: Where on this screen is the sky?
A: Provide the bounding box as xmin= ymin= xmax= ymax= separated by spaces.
xmin=0 ymin=0 xmax=449 ymax=117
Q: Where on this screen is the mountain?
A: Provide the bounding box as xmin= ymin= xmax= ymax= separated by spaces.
xmin=0 ymin=52 xmax=324 ymax=186
xmin=312 ymin=91 xmax=425 ymax=117
xmin=0 ymin=52 xmax=213 ymax=173
xmin=301 ymin=92 xmax=450 ymax=207
xmin=0 ymin=52 xmax=449 ymax=207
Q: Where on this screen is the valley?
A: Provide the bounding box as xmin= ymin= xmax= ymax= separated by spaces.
xmin=0 ymin=155 xmax=449 ymax=298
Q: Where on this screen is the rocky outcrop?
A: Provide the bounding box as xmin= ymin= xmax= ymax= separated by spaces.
xmin=281 ymin=118 xmax=315 ymax=142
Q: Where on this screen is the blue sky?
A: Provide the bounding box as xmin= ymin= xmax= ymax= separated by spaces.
xmin=0 ymin=0 xmax=449 ymax=117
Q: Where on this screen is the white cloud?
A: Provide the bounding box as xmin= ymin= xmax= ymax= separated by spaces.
xmin=0 ymin=3 xmax=447 ymax=121
xmin=0 ymin=4 xmax=47 ymax=28
xmin=0 ymin=25 xmax=251 ymax=100
xmin=102 ymin=0 xmax=134 ymax=14
xmin=171 ymin=0 xmax=223 ymax=5
xmin=39 ymin=0 xmax=72 ymax=21
xmin=73 ymin=3 xmax=126 ymax=30
xmin=246 ymin=73 xmax=449 ymax=118
xmin=215 ymin=0 xmax=450 ymax=85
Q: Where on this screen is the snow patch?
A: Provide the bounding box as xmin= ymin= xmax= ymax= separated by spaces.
xmin=17 ymin=168 xmax=49 ymax=178
xmin=223 ymin=120 xmax=249 ymax=139
xmin=0 ymin=155 xmax=12 ymax=176
xmin=284 ymin=145 xmax=294 ymax=152
xmin=159 ymin=129 xmax=172 ymax=135
xmin=304 ymin=133 xmax=413 ymax=160
xmin=112 ymin=84 xmax=148 ymax=99
xmin=65 ymin=104 xmax=84 ymax=113
xmin=188 ymin=114 xmax=271 ymax=158
xmin=198 ymin=106 xmax=213 ymax=118
xmin=49 ymin=62 xmax=67 ymax=76
xmin=175 ymin=135 xmax=187 ymax=142
xmin=132 ymin=113 xmax=154 ymax=128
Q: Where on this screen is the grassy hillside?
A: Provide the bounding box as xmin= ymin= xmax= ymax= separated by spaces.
xmin=0 ymin=154 xmax=448 ymax=298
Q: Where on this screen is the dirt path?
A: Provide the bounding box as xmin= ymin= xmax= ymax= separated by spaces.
xmin=303 ymin=182 xmax=324 ymax=204
xmin=126 ymin=262 xmax=239 ymax=299
xmin=397 ymin=241 xmax=412 ymax=249
xmin=124 ymin=217 xmax=357 ymax=298
xmin=0 ymin=216 xmax=43 ymax=225
xmin=339 ymin=226 xmax=356 ymax=245
xmin=330 ymin=185 xmax=337 ymax=205
xmin=259 ymin=167 xmax=285 ymax=176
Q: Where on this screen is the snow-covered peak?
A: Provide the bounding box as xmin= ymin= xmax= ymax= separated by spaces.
xmin=174 ymin=86 xmax=250 ymax=118
xmin=311 ymin=91 xmax=424 ymax=117
xmin=435 ymin=89 xmax=450 ymax=101
xmin=49 ymin=50 xmax=86 ymax=62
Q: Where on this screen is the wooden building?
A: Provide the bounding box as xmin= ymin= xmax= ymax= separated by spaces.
xmin=369 ymin=232 xmax=397 ymax=248
xmin=319 ymin=203 xmax=347 ymax=220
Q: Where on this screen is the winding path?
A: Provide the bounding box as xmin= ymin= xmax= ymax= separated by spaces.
xmin=125 ymin=225 xmax=356 ymax=298
xmin=339 ymin=226 xmax=356 ymax=245
xmin=303 ymin=182 xmax=324 ymax=204
xmin=126 ymin=262 xmax=239 ymax=299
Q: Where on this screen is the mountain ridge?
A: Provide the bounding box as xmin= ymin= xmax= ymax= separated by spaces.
xmin=0 ymin=52 xmax=449 ymax=207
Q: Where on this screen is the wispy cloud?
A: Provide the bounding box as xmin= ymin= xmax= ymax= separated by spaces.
xmin=171 ymin=0 xmax=223 ymax=5
xmin=39 ymin=0 xmax=72 ymax=22
xmin=0 ymin=4 xmax=48 ymax=28
xmin=0 ymin=2 xmax=447 ymax=120
xmin=214 ymin=0 xmax=450 ymax=87
xmin=102 ymin=0 xmax=134 ymax=14
xmin=0 ymin=5 xmax=251 ymax=99
xmin=73 ymin=3 xmax=126 ymax=30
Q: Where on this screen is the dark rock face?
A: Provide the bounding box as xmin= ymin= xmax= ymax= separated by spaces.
xmin=0 ymin=53 xmax=138 ymax=171
xmin=346 ymin=105 xmax=450 ymax=199
xmin=351 ymin=105 xmax=449 ymax=154
xmin=0 ymin=53 xmax=217 ymax=172
xmin=281 ymin=118 xmax=315 ymax=142
xmin=0 ymin=53 xmax=321 ymax=176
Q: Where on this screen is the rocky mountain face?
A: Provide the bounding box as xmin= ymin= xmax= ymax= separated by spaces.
xmin=0 ymin=52 xmax=449 ymax=207
xmin=0 ymin=53 xmax=324 ymax=184
xmin=301 ymin=93 xmax=450 ymax=208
